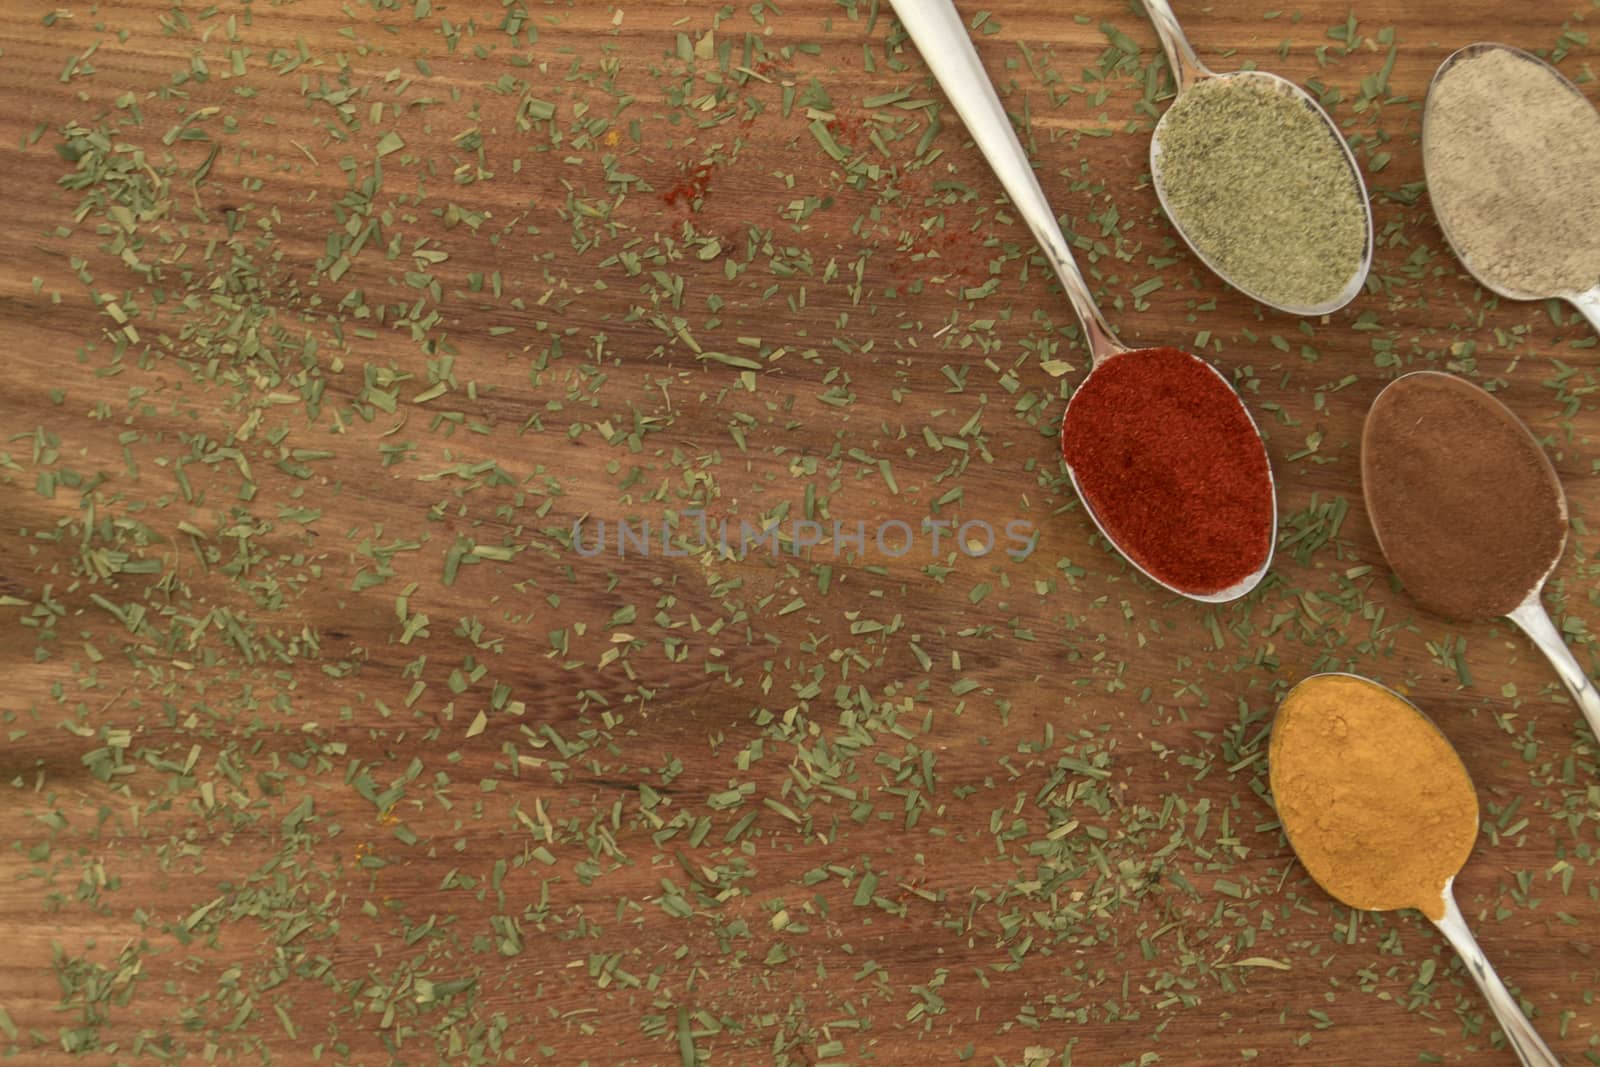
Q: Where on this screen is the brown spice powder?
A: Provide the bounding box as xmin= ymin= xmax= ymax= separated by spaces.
xmin=1269 ymin=674 xmax=1478 ymax=921
xmin=1361 ymin=372 xmax=1566 ymax=619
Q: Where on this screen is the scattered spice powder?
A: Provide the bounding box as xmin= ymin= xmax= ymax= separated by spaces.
xmin=1361 ymin=372 xmax=1566 ymax=619
xmin=880 ymin=166 xmax=989 ymax=286
xmin=1269 ymin=674 xmax=1479 ymax=921
xmin=1153 ymin=74 xmax=1368 ymax=310
xmin=1424 ymin=46 xmax=1600 ymax=297
xmin=1061 ymin=347 xmax=1274 ymax=596
xmin=826 ymin=111 xmax=869 ymax=148
xmin=660 ymin=161 xmax=716 ymax=208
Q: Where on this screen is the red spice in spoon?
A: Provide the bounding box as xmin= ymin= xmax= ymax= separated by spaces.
xmin=1061 ymin=347 xmax=1275 ymax=594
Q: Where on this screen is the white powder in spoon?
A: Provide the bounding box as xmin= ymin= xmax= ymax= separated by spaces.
xmin=1425 ymin=47 xmax=1600 ymax=297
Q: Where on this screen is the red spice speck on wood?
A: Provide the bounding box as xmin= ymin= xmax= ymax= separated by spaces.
xmin=826 ymin=111 xmax=868 ymax=148
xmin=1060 ymin=347 xmax=1274 ymax=595
xmin=660 ymin=161 xmax=716 ymax=208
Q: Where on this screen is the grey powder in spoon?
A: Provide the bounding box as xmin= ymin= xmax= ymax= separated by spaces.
xmin=1155 ymin=75 xmax=1367 ymax=309
xmin=1425 ymin=48 xmax=1600 ymax=296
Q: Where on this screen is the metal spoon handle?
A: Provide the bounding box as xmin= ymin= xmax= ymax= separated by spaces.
xmin=1141 ymin=0 xmax=1209 ymax=94
xmin=1432 ymin=890 xmax=1561 ymax=1067
xmin=1509 ymin=595 xmax=1600 ymax=743
xmin=886 ymin=0 xmax=1125 ymax=362
xmin=1569 ymin=285 xmax=1600 ymax=337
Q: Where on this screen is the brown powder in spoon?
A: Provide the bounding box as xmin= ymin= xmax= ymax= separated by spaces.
xmin=1361 ymin=372 xmax=1566 ymax=619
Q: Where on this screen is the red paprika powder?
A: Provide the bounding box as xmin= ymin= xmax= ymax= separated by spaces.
xmin=1060 ymin=347 xmax=1275 ymax=595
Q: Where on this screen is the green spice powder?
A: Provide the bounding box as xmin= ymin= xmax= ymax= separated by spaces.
xmin=1154 ymin=75 xmax=1368 ymax=310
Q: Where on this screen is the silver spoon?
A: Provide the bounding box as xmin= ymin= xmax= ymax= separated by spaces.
xmin=1509 ymin=584 xmax=1600 ymax=744
xmin=1272 ymin=674 xmax=1561 ymax=1067
xmin=1433 ymin=880 xmax=1561 ymax=1067
xmin=1362 ymin=371 xmax=1600 ymax=742
xmin=1142 ymin=0 xmax=1374 ymax=315
xmin=887 ymin=0 xmax=1276 ymax=603
xmin=1424 ymin=42 xmax=1600 ymax=333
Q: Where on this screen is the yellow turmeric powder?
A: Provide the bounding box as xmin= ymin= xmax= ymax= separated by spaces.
xmin=1268 ymin=674 xmax=1479 ymax=921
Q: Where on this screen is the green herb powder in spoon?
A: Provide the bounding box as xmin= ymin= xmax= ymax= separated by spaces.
xmin=1155 ymin=76 xmax=1368 ymax=310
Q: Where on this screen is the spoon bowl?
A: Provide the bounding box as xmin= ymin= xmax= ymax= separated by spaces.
xmin=1143 ymin=0 xmax=1374 ymax=315
xmin=1061 ymin=348 xmax=1277 ymax=602
xmin=1271 ymin=673 xmax=1560 ymax=1067
xmin=1423 ymin=42 xmax=1600 ymax=333
xmin=1362 ymin=371 xmax=1600 ymax=742
xmin=887 ymin=0 xmax=1276 ymax=602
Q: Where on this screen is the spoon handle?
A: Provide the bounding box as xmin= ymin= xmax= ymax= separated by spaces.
xmin=1432 ymin=891 xmax=1561 ymax=1067
xmin=1141 ymin=0 xmax=1209 ymax=94
xmin=1569 ymin=285 xmax=1600 ymax=338
xmin=1509 ymin=596 xmax=1600 ymax=743
xmin=885 ymin=0 xmax=1125 ymax=362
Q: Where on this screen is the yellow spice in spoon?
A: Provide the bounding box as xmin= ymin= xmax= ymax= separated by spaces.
xmin=1269 ymin=674 xmax=1479 ymax=920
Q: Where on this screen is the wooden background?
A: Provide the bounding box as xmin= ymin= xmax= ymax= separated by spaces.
xmin=2 ymin=0 xmax=1598 ymax=1063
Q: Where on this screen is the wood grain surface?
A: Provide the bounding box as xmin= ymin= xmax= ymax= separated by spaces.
xmin=2 ymin=0 xmax=1598 ymax=1064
